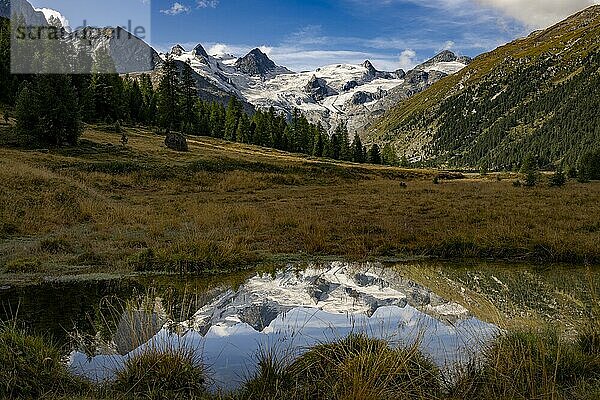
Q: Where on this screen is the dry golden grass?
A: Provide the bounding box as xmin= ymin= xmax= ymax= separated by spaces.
xmin=0 ymin=126 xmax=599 ymax=279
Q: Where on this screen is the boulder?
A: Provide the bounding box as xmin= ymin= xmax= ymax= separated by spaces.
xmin=165 ymin=132 xmax=188 ymax=152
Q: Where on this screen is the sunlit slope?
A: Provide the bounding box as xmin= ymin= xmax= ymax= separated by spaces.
xmin=368 ymin=5 xmax=600 ymax=169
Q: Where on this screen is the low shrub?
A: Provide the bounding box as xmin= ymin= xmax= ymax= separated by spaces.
xmin=577 ymin=321 xmax=600 ymax=356
xmin=39 ymin=237 xmax=73 ymax=254
xmin=549 ymin=168 xmax=567 ymax=187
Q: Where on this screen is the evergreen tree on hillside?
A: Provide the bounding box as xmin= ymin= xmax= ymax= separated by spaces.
xmin=16 ymin=76 xmax=81 ymax=145
xmin=15 ymin=83 xmax=37 ymax=135
xmin=578 ymin=149 xmax=600 ymax=181
xmin=352 ymin=133 xmax=365 ymax=163
xmin=313 ymin=124 xmax=325 ymax=157
xmin=399 ymin=155 xmax=410 ymax=168
xmin=521 ymin=153 xmax=539 ymax=187
xmin=549 ymin=165 xmax=566 ymax=187
xmin=125 ymin=78 xmax=144 ymax=124
xmin=209 ymin=102 xmax=225 ymax=138
xmin=224 ymin=96 xmax=242 ymax=141
xmin=329 ymin=129 xmax=341 ymax=160
xmin=138 ymin=74 xmax=157 ymax=125
xmin=157 ymin=54 xmax=180 ymax=130
xmin=335 ymin=123 xmax=351 ymax=161
xmin=89 ymin=47 xmax=123 ymax=123
xmin=368 ymin=144 xmax=382 ymax=165
xmin=236 ymin=113 xmax=251 ymax=143
xmin=0 ymin=18 xmax=14 ymax=104
xmin=194 ymin=100 xmax=210 ymax=135
xmin=180 ymin=62 xmax=198 ymax=134
xmin=382 ymin=143 xmax=399 ymax=166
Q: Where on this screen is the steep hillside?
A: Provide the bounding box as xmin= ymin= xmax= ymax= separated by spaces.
xmin=367 ymin=6 xmax=600 ymax=169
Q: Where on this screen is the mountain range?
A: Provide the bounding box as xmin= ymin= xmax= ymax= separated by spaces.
xmin=165 ymin=44 xmax=471 ymax=133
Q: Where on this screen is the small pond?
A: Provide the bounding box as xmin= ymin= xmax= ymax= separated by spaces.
xmin=1 ymin=261 xmax=598 ymax=391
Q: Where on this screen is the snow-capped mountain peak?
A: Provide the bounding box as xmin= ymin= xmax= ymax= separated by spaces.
xmin=192 ymin=43 xmax=209 ymax=59
xmin=170 ymin=44 xmax=186 ymax=57
xmin=234 ymin=47 xmax=292 ymax=78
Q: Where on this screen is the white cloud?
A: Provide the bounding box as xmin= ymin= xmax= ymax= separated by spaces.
xmin=398 ymin=49 xmax=417 ymax=70
xmin=35 ymin=8 xmax=70 ymax=31
xmin=197 ymin=0 xmax=219 ymax=8
xmin=442 ymin=40 xmax=455 ymax=51
xmin=160 ymin=2 xmax=191 ymax=16
xmin=360 ymin=0 xmax=600 ymax=28
xmin=475 ymin=0 xmax=600 ymax=28
xmin=207 ymin=43 xmax=234 ymax=56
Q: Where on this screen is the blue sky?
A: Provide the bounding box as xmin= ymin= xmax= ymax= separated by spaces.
xmin=29 ymin=0 xmax=600 ymax=71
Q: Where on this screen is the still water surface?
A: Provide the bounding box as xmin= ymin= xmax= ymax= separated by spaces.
xmin=1 ymin=261 xmax=597 ymax=390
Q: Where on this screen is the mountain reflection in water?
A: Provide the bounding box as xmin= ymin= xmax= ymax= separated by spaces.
xmin=70 ymin=263 xmax=498 ymax=390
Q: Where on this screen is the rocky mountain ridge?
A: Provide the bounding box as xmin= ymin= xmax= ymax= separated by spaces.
xmin=167 ymin=44 xmax=471 ymax=133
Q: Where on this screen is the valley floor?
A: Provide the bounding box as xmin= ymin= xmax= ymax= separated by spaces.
xmin=1 ymin=125 xmax=599 ymax=283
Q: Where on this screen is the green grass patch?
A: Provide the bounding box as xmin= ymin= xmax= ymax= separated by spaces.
xmin=112 ymin=347 xmax=209 ymax=400
xmin=0 ymin=323 xmax=89 ymax=399
xmin=241 ymin=334 xmax=440 ymax=400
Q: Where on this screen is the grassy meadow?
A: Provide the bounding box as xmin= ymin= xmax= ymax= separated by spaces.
xmin=1 ymin=124 xmax=599 ymax=282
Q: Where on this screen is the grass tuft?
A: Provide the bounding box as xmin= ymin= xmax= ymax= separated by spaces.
xmin=242 ymin=334 xmax=440 ymax=400
xmin=449 ymin=327 xmax=600 ymax=399
xmin=0 ymin=322 xmax=88 ymax=399
xmin=113 ymin=346 xmax=209 ymax=400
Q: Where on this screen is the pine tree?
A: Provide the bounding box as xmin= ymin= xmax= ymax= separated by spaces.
xmin=368 ymin=144 xmax=382 ymax=165
xmin=330 ymin=130 xmax=341 ymax=160
xmin=400 ymin=155 xmax=410 ymax=167
xmin=0 ymin=17 xmax=15 ymax=105
xmin=90 ymin=47 xmax=123 ymax=123
xmin=224 ymin=96 xmax=242 ymax=141
xmin=236 ymin=113 xmax=250 ymax=143
xmin=351 ymin=133 xmax=364 ymax=163
xmin=180 ymin=62 xmax=198 ymax=134
xmin=549 ymin=166 xmax=566 ymax=187
xmin=15 ymin=82 xmax=38 ymax=136
xmin=16 ymin=76 xmax=81 ymax=145
xmin=139 ymin=74 xmax=157 ymax=125
xmin=335 ymin=123 xmax=351 ymax=161
xmin=578 ymin=149 xmax=600 ymax=181
xmin=313 ymin=125 xmax=324 ymax=157
xmin=521 ymin=153 xmax=538 ymax=187
xmin=382 ymin=143 xmax=398 ymax=166
xmin=157 ymin=54 xmax=180 ymax=130
xmin=126 ymin=78 xmax=144 ymax=124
